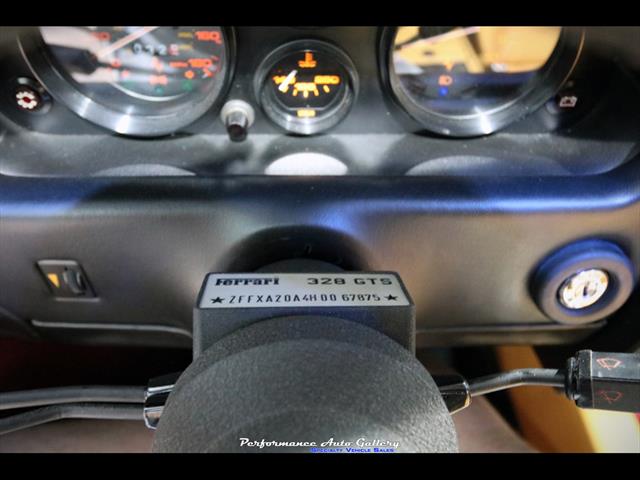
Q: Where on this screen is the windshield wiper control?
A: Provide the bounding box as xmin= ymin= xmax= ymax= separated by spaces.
xmin=565 ymin=350 xmax=639 ymax=412
xmin=439 ymin=350 xmax=639 ymax=414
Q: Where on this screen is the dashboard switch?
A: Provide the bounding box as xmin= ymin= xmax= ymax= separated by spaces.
xmin=220 ymin=100 xmax=255 ymax=142
xmin=566 ymin=350 xmax=640 ymax=413
xmin=37 ymin=260 xmax=95 ymax=299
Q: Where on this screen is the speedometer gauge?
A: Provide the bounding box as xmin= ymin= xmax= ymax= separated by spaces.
xmin=382 ymin=27 xmax=584 ymax=137
xmin=255 ymin=41 xmax=358 ymax=135
xmin=21 ymin=27 xmax=233 ymax=136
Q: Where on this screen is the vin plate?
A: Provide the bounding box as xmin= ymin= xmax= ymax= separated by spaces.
xmin=199 ymin=273 xmax=411 ymax=309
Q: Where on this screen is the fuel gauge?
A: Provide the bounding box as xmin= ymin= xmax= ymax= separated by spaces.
xmin=256 ymin=41 xmax=357 ymax=135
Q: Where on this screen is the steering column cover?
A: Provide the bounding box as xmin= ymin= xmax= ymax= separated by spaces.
xmin=153 ymin=316 xmax=457 ymax=452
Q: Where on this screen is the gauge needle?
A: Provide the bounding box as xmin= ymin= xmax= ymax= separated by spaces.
xmin=279 ymin=69 xmax=297 ymax=92
xmin=96 ymin=26 xmax=159 ymax=59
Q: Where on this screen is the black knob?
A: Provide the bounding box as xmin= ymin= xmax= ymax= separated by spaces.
xmin=225 ymin=110 xmax=249 ymax=142
xmin=220 ymin=100 xmax=255 ymax=143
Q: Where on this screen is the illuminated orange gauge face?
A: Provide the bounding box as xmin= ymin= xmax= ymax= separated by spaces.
xmin=40 ymin=26 xmax=226 ymax=102
xmin=267 ymin=50 xmax=348 ymax=119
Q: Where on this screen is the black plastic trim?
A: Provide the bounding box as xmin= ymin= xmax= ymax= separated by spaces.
xmin=1 ymin=155 xmax=638 ymax=348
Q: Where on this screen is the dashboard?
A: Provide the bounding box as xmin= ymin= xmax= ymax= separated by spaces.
xmin=0 ymin=26 xmax=639 ymax=353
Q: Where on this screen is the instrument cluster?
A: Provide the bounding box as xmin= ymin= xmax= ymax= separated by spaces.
xmin=0 ymin=26 xmax=637 ymax=177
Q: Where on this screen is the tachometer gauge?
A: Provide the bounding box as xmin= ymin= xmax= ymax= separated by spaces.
xmin=382 ymin=27 xmax=584 ymax=137
xmin=20 ymin=27 xmax=233 ymax=136
xmin=255 ymin=41 xmax=358 ymax=135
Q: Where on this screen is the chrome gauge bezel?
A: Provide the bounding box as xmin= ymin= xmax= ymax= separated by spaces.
xmin=379 ymin=26 xmax=585 ymax=137
xmin=18 ymin=27 xmax=236 ymax=137
xmin=254 ymin=39 xmax=359 ymax=136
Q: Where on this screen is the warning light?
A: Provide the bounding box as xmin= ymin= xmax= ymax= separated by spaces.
xmin=47 ymin=273 xmax=60 ymax=288
xmin=298 ymin=52 xmax=317 ymax=69
xmin=184 ymin=70 xmax=195 ymax=79
xmin=15 ymin=89 xmax=41 ymax=111
xmin=558 ymin=96 xmax=578 ymax=108
xmin=438 ymin=75 xmax=453 ymax=86
xmin=110 ymin=59 xmax=122 ymax=68
xmin=170 ymin=61 xmax=189 ymax=69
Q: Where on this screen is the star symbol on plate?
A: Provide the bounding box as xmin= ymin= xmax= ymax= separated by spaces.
xmin=211 ymin=297 xmax=225 ymax=304
xmin=385 ymin=295 xmax=398 ymax=301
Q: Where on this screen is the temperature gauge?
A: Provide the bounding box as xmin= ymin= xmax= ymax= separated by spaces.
xmin=256 ymin=41 xmax=357 ymax=135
